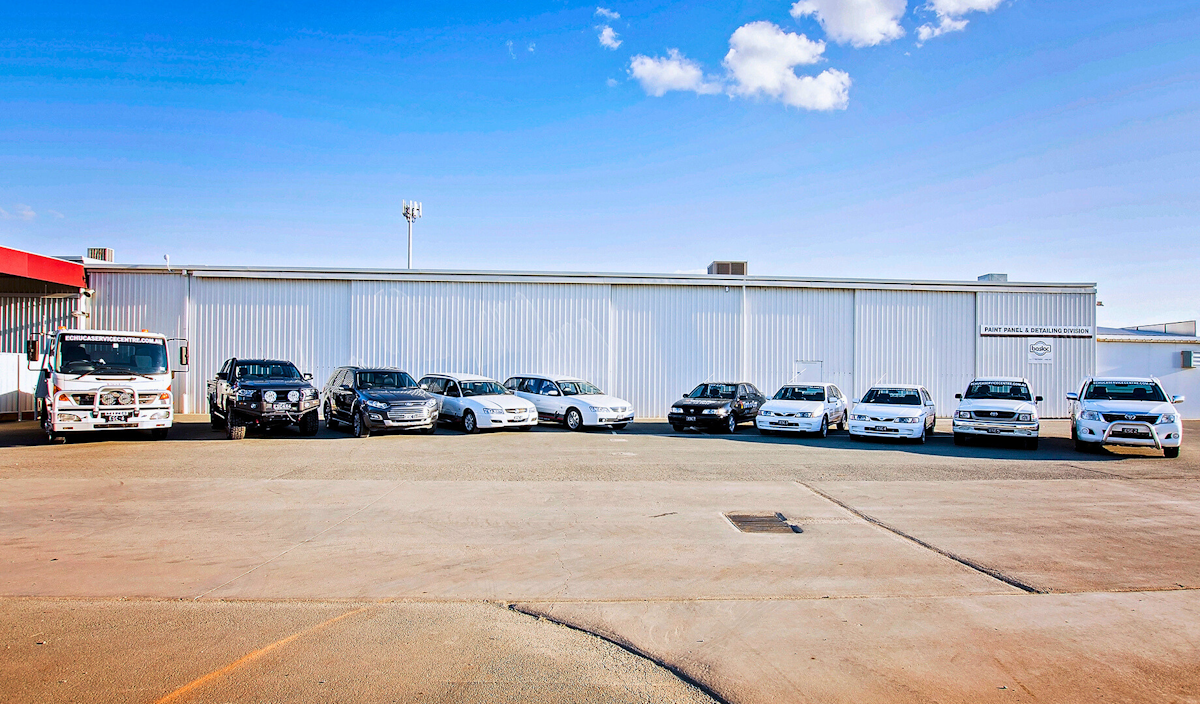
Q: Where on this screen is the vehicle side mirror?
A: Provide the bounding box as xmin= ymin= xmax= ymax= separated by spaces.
xmin=548 ymin=390 xmax=560 ymax=396
xmin=339 ymin=384 xmax=352 ymax=391
xmin=25 ymin=337 xmax=39 ymax=363
xmin=304 ymin=373 xmax=313 ymax=380
xmin=1172 ymin=395 xmax=1185 ymax=404
xmin=1066 ymin=392 xmax=1079 ymax=401
xmin=419 ymin=383 xmax=428 ymax=390
xmin=954 ymin=393 xmax=962 ymax=399
xmin=1035 ymin=396 xmax=1044 ymax=402
xmin=216 ymin=372 xmax=228 ymax=381
xmin=179 ymin=345 xmax=189 ymax=367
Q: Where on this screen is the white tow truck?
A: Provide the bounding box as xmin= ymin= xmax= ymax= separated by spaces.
xmin=28 ymin=329 xmax=188 ymax=443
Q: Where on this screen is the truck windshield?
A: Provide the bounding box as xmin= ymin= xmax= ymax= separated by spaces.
xmin=1084 ymin=381 xmax=1167 ymax=402
xmin=237 ymin=363 xmax=302 ymax=379
xmin=774 ymin=386 xmax=825 ymax=401
xmin=357 ymin=371 xmax=417 ymax=389
xmin=964 ymin=382 xmax=1032 ymax=401
xmin=56 ymin=335 xmax=168 ymax=375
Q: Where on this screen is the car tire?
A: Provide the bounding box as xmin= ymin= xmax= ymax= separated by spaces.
xmin=1164 ymin=446 xmax=1180 ymax=458
xmin=324 ymin=402 xmax=339 ymax=429
xmin=817 ymin=415 xmax=828 ymax=438
xmin=150 ymin=428 xmax=169 ymax=441
xmin=300 ymin=411 xmax=319 ymax=436
xmin=724 ymin=414 xmax=737 ymax=434
xmin=226 ymin=412 xmax=246 ymax=441
xmin=352 ymin=410 xmax=370 ymax=438
xmin=1074 ymin=438 xmax=1098 ymax=453
xmin=565 ymin=408 xmax=583 ymax=431
xmin=1025 ymin=438 xmax=1039 ymax=451
xmin=837 ymin=415 xmax=846 ymax=431
xmin=462 ymin=410 xmax=478 ymax=434
xmin=914 ymin=425 xmax=926 ymax=444
xmin=953 ymin=433 xmax=967 ymax=446
xmin=611 ymin=423 xmax=628 ymax=430
xmin=671 ymin=423 xmax=683 ymax=433
xmin=758 ymin=427 xmax=772 ymax=436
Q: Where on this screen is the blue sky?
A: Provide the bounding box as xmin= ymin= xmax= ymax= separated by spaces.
xmin=1 ymin=0 xmax=1197 ymax=326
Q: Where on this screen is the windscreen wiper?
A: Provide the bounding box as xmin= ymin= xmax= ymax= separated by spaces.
xmin=77 ymin=366 xmax=156 ymax=380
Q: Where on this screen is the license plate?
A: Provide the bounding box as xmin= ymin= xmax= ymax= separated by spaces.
xmin=273 ymin=402 xmax=292 ymax=411
xmin=1115 ymin=427 xmax=1148 ymax=436
xmin=511 ymin=415 xmax=526 ymax=421
xmin=685 ymin=416 xmax=696 ymax=422
xmin=101 ymin=411 xmax=130 ymax=421
xmin=868 ymin=426 xmax=893 ymax=432
xmin=773 ymin=421 xmax=797 ymax=427
xmin=987 ymin=428 xmax=1003 ymax=434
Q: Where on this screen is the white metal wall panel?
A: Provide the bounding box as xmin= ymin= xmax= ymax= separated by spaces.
xmin=747 ymin=287 xmax=855 ymax=398
xmin=611 ymin=285 xmax=742 ymax=418
xmin=977 ymin=292 xmax=1095 ymax=418
xmin=0 ymin=353 xmax=40 ymax=417
xmin=0 ymin=295 xmax=79 ymax=353
xmin=348 ymin=281 xmax=610 ymax=389
xmin=89 ymin=272 xmax=188 ymax=338
xmin=853 ymin=290 xmax=976 ymax=413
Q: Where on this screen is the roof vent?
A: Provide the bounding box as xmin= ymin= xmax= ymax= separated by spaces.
xmin=978 ymin=273 xmax=1007 ymax=282
xmin=708 ymin=261 xmax=747 ymax=276
xmin=87 ymin=248 xmax=115 ymax=262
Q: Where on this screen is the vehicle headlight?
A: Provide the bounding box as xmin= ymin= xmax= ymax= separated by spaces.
xmin=1017 ymin=413 xmax=1033 ymax=422
xmin=1157 ymin=414 xmax=1178 ymax=424
xmin=484 ymin=408 xmax=505 ymax=415
xmin=302 ymin=388 xmax=317 ymax=399
xmin=954 ymin=410 xmax=971 ymax=420
xmin=895 ymin=416 xmax=920 ymax=424
xmin=263 ymin=390 xmax=277 ymax=403
xmin=57 ymin=413 xmax=82 ymax=422
xmin=238 ymin=389 xmax=258 ymax=400
xmin=425 ymin=399 xmax=437 ymax=408
xmin=850 ymin=414 xmax=869 ymax=421
xmin=593 ymin=406 xmax=611 ymax=413
xmin=287 ymin=390 xmax=300 ymax=402
xmin=759 ymin=410 xmax=774 ymax=416
xmin=671 ymin=405 xmax=684 ymax=412
xmin=364 ymin=399 xmax=388 ymax=410
xmin=795 ymin=412 xmax=813 ymax=418
xmin=703 ymin=407 xmax=729 ymax=415
xmin=1080 ymin=410 xmax=1103 ymax=421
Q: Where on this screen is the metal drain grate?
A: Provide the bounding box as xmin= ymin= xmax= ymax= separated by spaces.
xmin=725 ymin=512 xmax=803 ymax=534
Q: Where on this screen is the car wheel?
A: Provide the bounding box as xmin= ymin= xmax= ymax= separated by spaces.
xmin=324 ymin=402 xmax=339 ymax=429
xmin=1164 ymin=446 xmax=1180 ymax=458
xmin=150 ymin=428 xmax=169 ymax=440
xmin=353 ymin=410 xmax=370 ymax=438
xmin=1071 ymin=422 xmax=1078 ymax=442
xmin=914 ymin=425 xmax=926 ymax=444
xmin=1025 ymin=438 xmax=1039 ymax=451
xmin=226 ymin=412 xmax=246 ymax=441
xmin=758 ymin=427 xmax=772 ymax=436
xmin=836 ymin=415 xmax=846 ymax=431
xmin=817 ymin=415 xmax=828 ymax=438
xmin=1074 ymin=438 xmax=1098 ymax=453
xmin=953 ymin=433 xmax=967 ymax=446
xmin=462 ymin=410 xmax=478 ymax=434
xmin=725 ymin=414 xmax=737 ymax=434
xmin=671 ymin=423 xmax=683 ymax=433
xmin=300 ymin=411 xmax=319 ymax=436
xmin=611 ymin=423 xmax=628 ymax=430
xmin=565 ymin=408 xmax=583 ymax=431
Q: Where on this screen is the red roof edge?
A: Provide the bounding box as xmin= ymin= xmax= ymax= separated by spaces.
xmin=0 ymin=246 xmax=86 ymax=288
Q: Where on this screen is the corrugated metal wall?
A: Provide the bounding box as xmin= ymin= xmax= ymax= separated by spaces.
xmin=977 ymin=292 xmax=1096 ymax=417
xmin=0 ymin=295 xmax=79 ymax=353
xmin=853 ymin=290 xmax=976 ymax=412
xmin=87 ymin=271 xmax=1094 ymax=418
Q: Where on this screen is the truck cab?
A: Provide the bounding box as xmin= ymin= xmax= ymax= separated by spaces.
xmin=29 ymin=329 xmax=184 ymax=443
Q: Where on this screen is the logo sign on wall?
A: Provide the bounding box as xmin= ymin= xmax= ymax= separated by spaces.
xmin=1028 ymin=339 xmax=1054 ymax=365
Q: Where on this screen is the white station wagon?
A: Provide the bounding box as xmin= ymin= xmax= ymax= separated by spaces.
xmin=755 ymin=383 xmax=848 ymax=437
xmin=417 ymin=373 xmax=537 ymax=434
xmin=1068 ymin=377 xmax=1184 ymax=457
xmin=847 ymin=384 xmax=937 ymax=443
xmin=504 ymin=374 xmax=634 ymax=430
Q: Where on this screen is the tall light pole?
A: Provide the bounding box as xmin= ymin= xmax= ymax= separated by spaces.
xmin=402 ymin=200 xmax=422 ymax=269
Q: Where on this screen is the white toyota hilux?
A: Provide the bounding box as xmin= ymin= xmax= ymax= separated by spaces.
xmin=952 ymin=377 xmax=1042 ymax=450
xmin=1068 ymin=377 xmax=1184 ymax=457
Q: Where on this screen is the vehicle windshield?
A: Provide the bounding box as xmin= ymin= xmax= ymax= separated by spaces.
xmin=56 ymin=335 xmax=168 ymax=375
xmin=774 ymin=385 xmax=825 ymax=401
xmin=357 ymin=371 xmax=416 ymax=389
xmin=559 ymin=380 xmax=602 ymax=396
xmin=236 ymin=362 xmax=302 ymax=379
xmin=965 ymin=382 xmax=1032 ymax=401
xmin=861 ymin=388 xmax=922 ymax=405
xmin=461 ymin=381 xmax=509 ymax=397
xmin=1084 ymin=381 xmax=1167 ymax=402
xmin=688 ymin=383 xmax=736 ymax=399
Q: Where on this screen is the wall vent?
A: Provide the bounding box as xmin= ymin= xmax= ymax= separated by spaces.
xmin=87 ymin=248 xmax=115 ymax=262
xmin=708 ymin=261 xmax=747 ymax=276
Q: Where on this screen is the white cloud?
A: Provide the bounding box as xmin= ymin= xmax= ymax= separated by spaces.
xmin=528 ymin=42 xmax=536 ymax=52
xmin=595 ymin=7 xmax=620 ymax=20
xmin=13 ymin=204 xmax=36 ymax=221
xmin=628 ymin=49 xmax=723 ymax=97
xmin=917 ymin=0 xmax=1003 ymax=44
xmin=723 ymin=21 xmax=851 ymax=111
xmin=916 ymin=15 xmax=967 ymax=42
xmin=606 ymin=77 xmax=620 ymax=87
xmin=506 ymin=40 xmax=515 ymax=58
xmin=790 ymin=0 xmax=906 ymax=48
xmin=47 ymin=209 xmax=65 ymax=219
xmin=598 ymin=25 xmax=622 ymax=50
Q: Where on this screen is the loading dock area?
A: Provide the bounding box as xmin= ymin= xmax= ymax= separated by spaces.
xmin=2 ymin=418 xmax=1198 ymax=703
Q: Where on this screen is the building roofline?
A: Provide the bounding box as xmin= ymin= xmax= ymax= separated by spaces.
xmin=1 ymin=245 xmax=86 ymax=289
xmin=82 ymin=262 xmax=1097 ymax=294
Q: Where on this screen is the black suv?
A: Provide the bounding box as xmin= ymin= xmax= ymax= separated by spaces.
xmin=668 ymin=382 xmax=766 ymax=433
xmin=322 ymin=366 xmax=438 ymax=437
xmin=208 ymin=358 xmax=320 ymax=439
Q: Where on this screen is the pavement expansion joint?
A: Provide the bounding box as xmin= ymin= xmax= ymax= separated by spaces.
xmin=796 ymin=481 xmax=1047 ymax=595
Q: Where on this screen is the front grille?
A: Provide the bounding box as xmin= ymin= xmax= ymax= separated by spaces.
xmin=972 ymin=410 xmax=1016 ymax=420
xmin=70 ymin=393 xmax=96 ymax=406
xmin=1103 ymin=413 xmax=1159 ymax=423
xmin=504 ymin=408 xmax=524 ymax=414
xmin=387 ymin=409 xmax=424 ymax=420
xmin=138 ymin=394 xmax=158 ymax=404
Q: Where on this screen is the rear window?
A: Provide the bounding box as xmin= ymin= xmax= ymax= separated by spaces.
xmin=1084 ymin=381 xmax=1166 ymax=402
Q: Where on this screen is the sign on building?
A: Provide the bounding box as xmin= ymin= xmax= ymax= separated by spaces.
xmin=1028 ymin=339 xmax=1054 ymax=365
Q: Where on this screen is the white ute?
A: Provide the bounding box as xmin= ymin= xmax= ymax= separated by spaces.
xmin=1068 ymin=377 xmax=1184 ymax=458
xmin=847 ymin=385 xmax=937 ymax=444
xmin=952 ymin=377 xmax=1042 ymax=450
xmin=755 ymin=383 xmax=848 ymax=437
xmin=29 ymin=329 xmax=186 ymax=443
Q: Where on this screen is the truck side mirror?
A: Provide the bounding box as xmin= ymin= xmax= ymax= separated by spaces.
xmin=179 ymin=345 xmax=189 ymax=367
xmin=1066 ymin=392 xmax=1079 ymax=401
xmin=25 ymin=338 xmax=39 ymax=363
xmin=1035 ymin=396 xmax=1044 ymax=402
xmin=954 ymin=393 xmax=962 ymax=399
xmin=1172 ymin=395 xmax=1186 ymax=404
xmin=216 ymin=372 xmax=227 ymax=381
xmin=304 ymin=373 xmax=313 ymax=380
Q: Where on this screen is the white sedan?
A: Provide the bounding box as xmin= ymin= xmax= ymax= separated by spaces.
xmin=504 ymin=374 xmax=635 ymax=430
xmin=417 ymin=373 xmax=537 ymax=433
xmin=847 ymin=385 xmax=937 ymax=444
xmin=755 ymin=383 xmax=848 ymax=437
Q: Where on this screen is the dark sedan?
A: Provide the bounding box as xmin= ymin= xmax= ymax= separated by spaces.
xmin=668 ymin=382 xmax=766 ymax=433
xmin=322 ymin=366 xmax=438 ymax=437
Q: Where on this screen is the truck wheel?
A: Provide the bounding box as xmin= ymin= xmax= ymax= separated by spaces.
xmin=209 ymin=403 xmax=224 ymax=430
xmin=300 ymin=411 xmax=319 ymax=436
xmin=565 ymin=408 xmax=583 ymax=431
xmin=462 ymin=410 xmax=478 ymax=434
xmin=953 ymin=433 xmax=967 ymax=446
xmin=151 ymin=428 xmax=169 ymax=441
xmin=352 ymin=410 xmax=370 ymax=438
xmin=1164 ymin=446 xmax=1180 ymax=458
xmin=1024 ymin=438 xmax=1039 ymax=451
xmin=1074 ymin=438 xmax=1098 ymax=453
xmin=226 ymin=412 xmax=246 ymax=441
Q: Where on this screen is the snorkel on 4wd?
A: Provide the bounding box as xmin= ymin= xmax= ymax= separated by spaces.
xmin=28 ymin=328 xmax=189 ymax=443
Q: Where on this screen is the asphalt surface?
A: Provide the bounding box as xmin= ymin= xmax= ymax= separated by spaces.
xmin=2 ymin=417 xmax=1198 ymax=703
